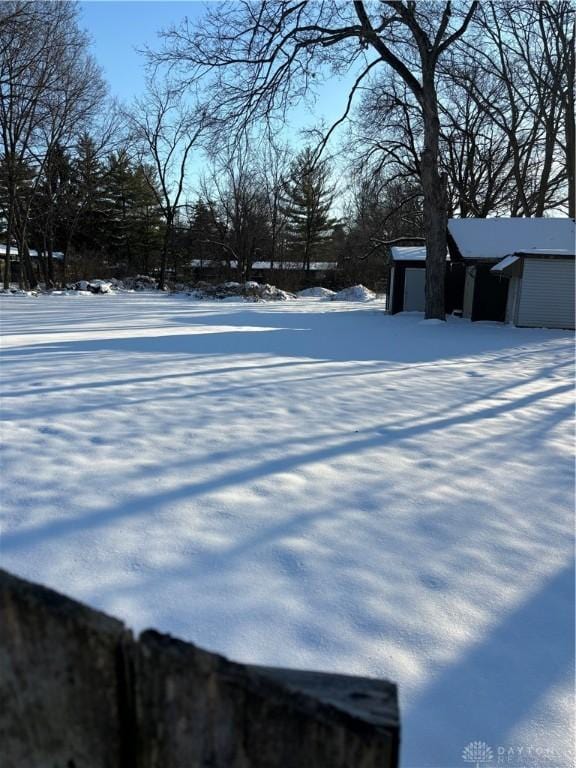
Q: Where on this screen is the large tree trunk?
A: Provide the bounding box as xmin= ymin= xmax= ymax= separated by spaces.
xmin=421 ymin=79 xmax=447 ymax=320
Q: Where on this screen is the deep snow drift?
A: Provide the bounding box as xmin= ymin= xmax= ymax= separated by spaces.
xmin=0 ymin=293 xmax=574 ymax=766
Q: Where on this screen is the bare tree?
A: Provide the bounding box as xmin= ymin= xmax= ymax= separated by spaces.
xmin=128 ymin=81 xmax=209 ymax=289
xmin=151 ymin=1 xmax=478 ymax=319
xmin=349 ymin=2 xmax=573 ymax=220
xmin=57 ymin=110 xmax=122 ymax=286
xmin=201 ymin=144 xmax=270 ymax=281
xmin=259 ymin=139 xmax=291 ymax=268
xmin=0 ymin=1 xmax=106 ymax=288
xmin=458 ymin=1 xmax=573 ymax=216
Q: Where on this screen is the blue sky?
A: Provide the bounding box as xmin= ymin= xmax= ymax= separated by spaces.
xmin=79 ymin=1 xmax=357 ymax=139
xmin=79 ymin=2 xmax=206 ymax=103
xmin=79 ymin=1 xmax=361 ymax=205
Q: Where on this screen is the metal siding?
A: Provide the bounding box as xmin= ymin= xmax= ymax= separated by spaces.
xmin=517 ymin=259 xmax=575 ymax=328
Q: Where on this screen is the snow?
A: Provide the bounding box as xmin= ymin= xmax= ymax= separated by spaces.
xmin=390 ymin=246 xmax=428 ymax=261
xmin=331 ymin=284 xmax=377 ymax=301
xmin=491 ymin=255 xmax=520 ymax=273
xmin=448 ymin=217 xmax=575 ymax=260
xmin=297 ymin=286 xmax=336 ymax=298
xmin=1 ymin=294 xmax=574 ymax=767
xmin=0 ymin=287 xmax=39 ymax=297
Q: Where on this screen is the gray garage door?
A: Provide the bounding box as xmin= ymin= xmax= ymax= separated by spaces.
xmin=404 ymin=268 xmax=426 ymax=312
xmin=517 ymin=259 xmax=575 ymax=329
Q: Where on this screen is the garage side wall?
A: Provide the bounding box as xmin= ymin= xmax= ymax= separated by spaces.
xmin=516 ymin=259 xmax=575 ymax=329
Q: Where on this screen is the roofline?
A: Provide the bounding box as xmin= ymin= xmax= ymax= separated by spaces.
xmin=513 ymin=251 xmax=575 ymax=259
xmin=447 ymin=230 xmax=464 ymax=261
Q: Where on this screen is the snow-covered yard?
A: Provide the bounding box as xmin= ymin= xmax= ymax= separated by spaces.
xmin=1 ymin=293 xmax=574 ymax=767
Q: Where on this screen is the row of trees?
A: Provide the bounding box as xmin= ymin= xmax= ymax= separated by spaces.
xmin=1 ymin=2 xmax=573 ymax=310
xmin=3 ymin=128 xmax=346 ymax=286
xmin=151 ymin=0 xmax=574 ymax=317
xmin=350 ymin=1 xmax=574 ymax=220
xmin=0 ymin=1 xmax=109 ymax=288
xmin=0 ymin=0 xmax=342 ymax=289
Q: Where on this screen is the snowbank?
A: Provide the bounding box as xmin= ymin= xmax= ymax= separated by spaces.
xmin=297 ymin=287 xmax=336 ymax=298
xmin=331 ymin=285 xmax=376 ymax=302
xmin=120 ymin=275 xmax=158 ymax=291
xmin=0 ymin=287 xmax=38 ymax=297
xmin=188 ymin=281 xmax=295 ymax=302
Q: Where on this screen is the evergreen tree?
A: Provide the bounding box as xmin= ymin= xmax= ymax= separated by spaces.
xmin=188 ymin=199 xmax=225 ymax=267
xmin=28 ymin=142 xmax=74 ymax=285
xmin=130 ymin=164 xmax=164 ymax=276
xmin=103 ymin=151 xmax=163 ymax=276
xmin=281 ymin=150 xmax=337 ymax=271
xmin=70 ymin=133 xmax=108 ymax=259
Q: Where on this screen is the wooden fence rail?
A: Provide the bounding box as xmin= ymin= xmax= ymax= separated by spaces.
xmin=0 ymin=568 xmax=400 ymax=767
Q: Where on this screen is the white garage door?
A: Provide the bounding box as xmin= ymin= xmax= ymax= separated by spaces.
xmin=404 ymin=268 xmax=426 ymax=312
xmin=517 ymin=259 xmax=575 ymax=329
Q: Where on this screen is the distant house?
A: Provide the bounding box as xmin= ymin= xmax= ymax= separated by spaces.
xmin=448 ymin=218 xmax=575 ymax=327
xmin=0 ymin=244 xmax=63 ymax=260
xmin=250 ymin=261 xmax=339 ymax=281
xmin=387 ymin=246 xmax=464 ymax=315
xmin=0 ymin=244 xmax=64 ymax=282
xmin=189 ymin=258 xmax=339 ymax=284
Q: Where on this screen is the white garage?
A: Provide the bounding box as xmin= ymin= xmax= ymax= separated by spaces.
xmin=492 ymin=252 xmax=575 ymax=330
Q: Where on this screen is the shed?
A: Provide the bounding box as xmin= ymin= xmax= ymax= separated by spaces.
xmin=491 ymin=250 xmax=575 ymax=329
xmin=387 ymin=246 xmax=464 ymax=315
xmin=447 ymin=217 xmax=575 ymax=323
xmin=388 ymin=246 xmax=427 ymax=313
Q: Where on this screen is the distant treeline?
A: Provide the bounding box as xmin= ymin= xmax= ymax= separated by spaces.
xmin=0 ymin=1 xmax=572 ymax=300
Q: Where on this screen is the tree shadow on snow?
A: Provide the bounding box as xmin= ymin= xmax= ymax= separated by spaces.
xmin=2 ymin=378 xmax=571 ymax=553
xmin=401 ymin=560 xmax=575 ymax=767
xmin=2 ymin=308 xmax=572 ymax=365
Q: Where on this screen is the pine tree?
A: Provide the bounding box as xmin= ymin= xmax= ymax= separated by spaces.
xmin=29 ymin=142 xmax=73 ymax=285
xmin=280 ymin=147 xmax=338 ymax=271
xmin=188 ymin=199 xmax=225 ymax=267
xmin=71 ymin=134 xmax=107 ymax=255
xmin=103 ymin=152 xmax=163 ymax=276
xmin=131 ymin=164 xmax=163 ymax=276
